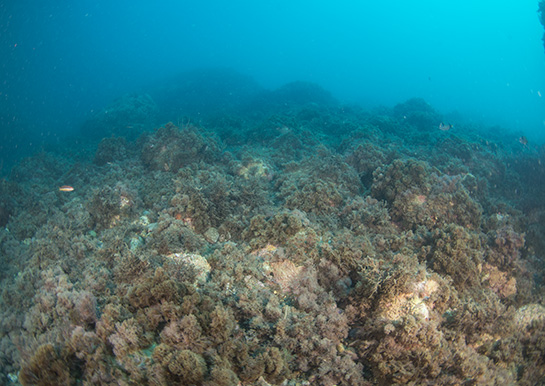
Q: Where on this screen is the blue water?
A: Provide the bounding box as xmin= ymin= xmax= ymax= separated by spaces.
xmin=1 ymin=0 xmax=544 ymax=171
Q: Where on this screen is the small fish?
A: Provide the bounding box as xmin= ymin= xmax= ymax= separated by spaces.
xmin=439 ymin=122 xmax=454 ymax=131
xmin=518 ymin=136 xmax=528 ymax=146
xmin=59 ymin=185 xmax=74 ymax=192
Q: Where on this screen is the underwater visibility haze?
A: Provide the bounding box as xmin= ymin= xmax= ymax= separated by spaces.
xmin=1 ymin=0 xmax=545 ymax=163
xmin=1 ymin=1 xmax=545 ymax=385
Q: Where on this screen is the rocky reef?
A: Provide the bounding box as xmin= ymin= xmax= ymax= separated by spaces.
xmin=0 ymin=81 xmax=544 ymax=385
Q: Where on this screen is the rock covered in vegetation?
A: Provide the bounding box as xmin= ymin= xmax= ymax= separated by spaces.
xmin=81 ymin=93 xmax=159 ymax=140
xmin=0 ymin=91 xmax=543 ymax=385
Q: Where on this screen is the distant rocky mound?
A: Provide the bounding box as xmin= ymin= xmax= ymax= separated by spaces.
xmin=79 ymin=68 xmax=338 ymax=143
xmin=81 ymin=93 xmax=159 ymax=140
xmin=393 ymin=97 xmax=443 ymax=132
xmin=247 ymin=80 xmax=337 ymax=113
xmin=149 ymin=67 xmax=264 ymax=120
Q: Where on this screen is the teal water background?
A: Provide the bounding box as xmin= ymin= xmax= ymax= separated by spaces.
xmin=1 ymin=0 xmax=544 ymax=168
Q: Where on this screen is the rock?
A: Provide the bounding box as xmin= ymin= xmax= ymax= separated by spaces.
xmin=204 ymin=227 xmax=220 ymax=243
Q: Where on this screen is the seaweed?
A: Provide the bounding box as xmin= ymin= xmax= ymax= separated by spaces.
xmin=152 ymin=345 xmax=207 ymax=385
xmin=427 ymin=224 xmax=484 ymax=289
xmin=93 ymin=137 xmax=129 ymax=166
xmin=2 ymin=89 xmax=545 ymax=385
xmin=19 ymin=344 xmax=72 ymax=386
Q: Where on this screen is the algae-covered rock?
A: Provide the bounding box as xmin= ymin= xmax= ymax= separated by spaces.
xmin=81 ymin=93 xmax=158 ymax=140
xmin=428 ymin=224 xmax=484 ymax=289
xmin=153 ymin=345 xmax=207 ymax=384
xmin=19 ymin=344 xmax=72 ymax=386
xmin=4 ymin=81 xmax=545 ymax=386
xmin=140 ymin=122 xmax=220 ymax=172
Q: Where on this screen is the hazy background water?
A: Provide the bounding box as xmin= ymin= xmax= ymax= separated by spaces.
xmin=1 ymin=0 xmax=544 ymax=171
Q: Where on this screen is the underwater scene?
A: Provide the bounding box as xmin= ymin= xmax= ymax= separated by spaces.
xmin=1 ymin=1 xmax=545 ymax=385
